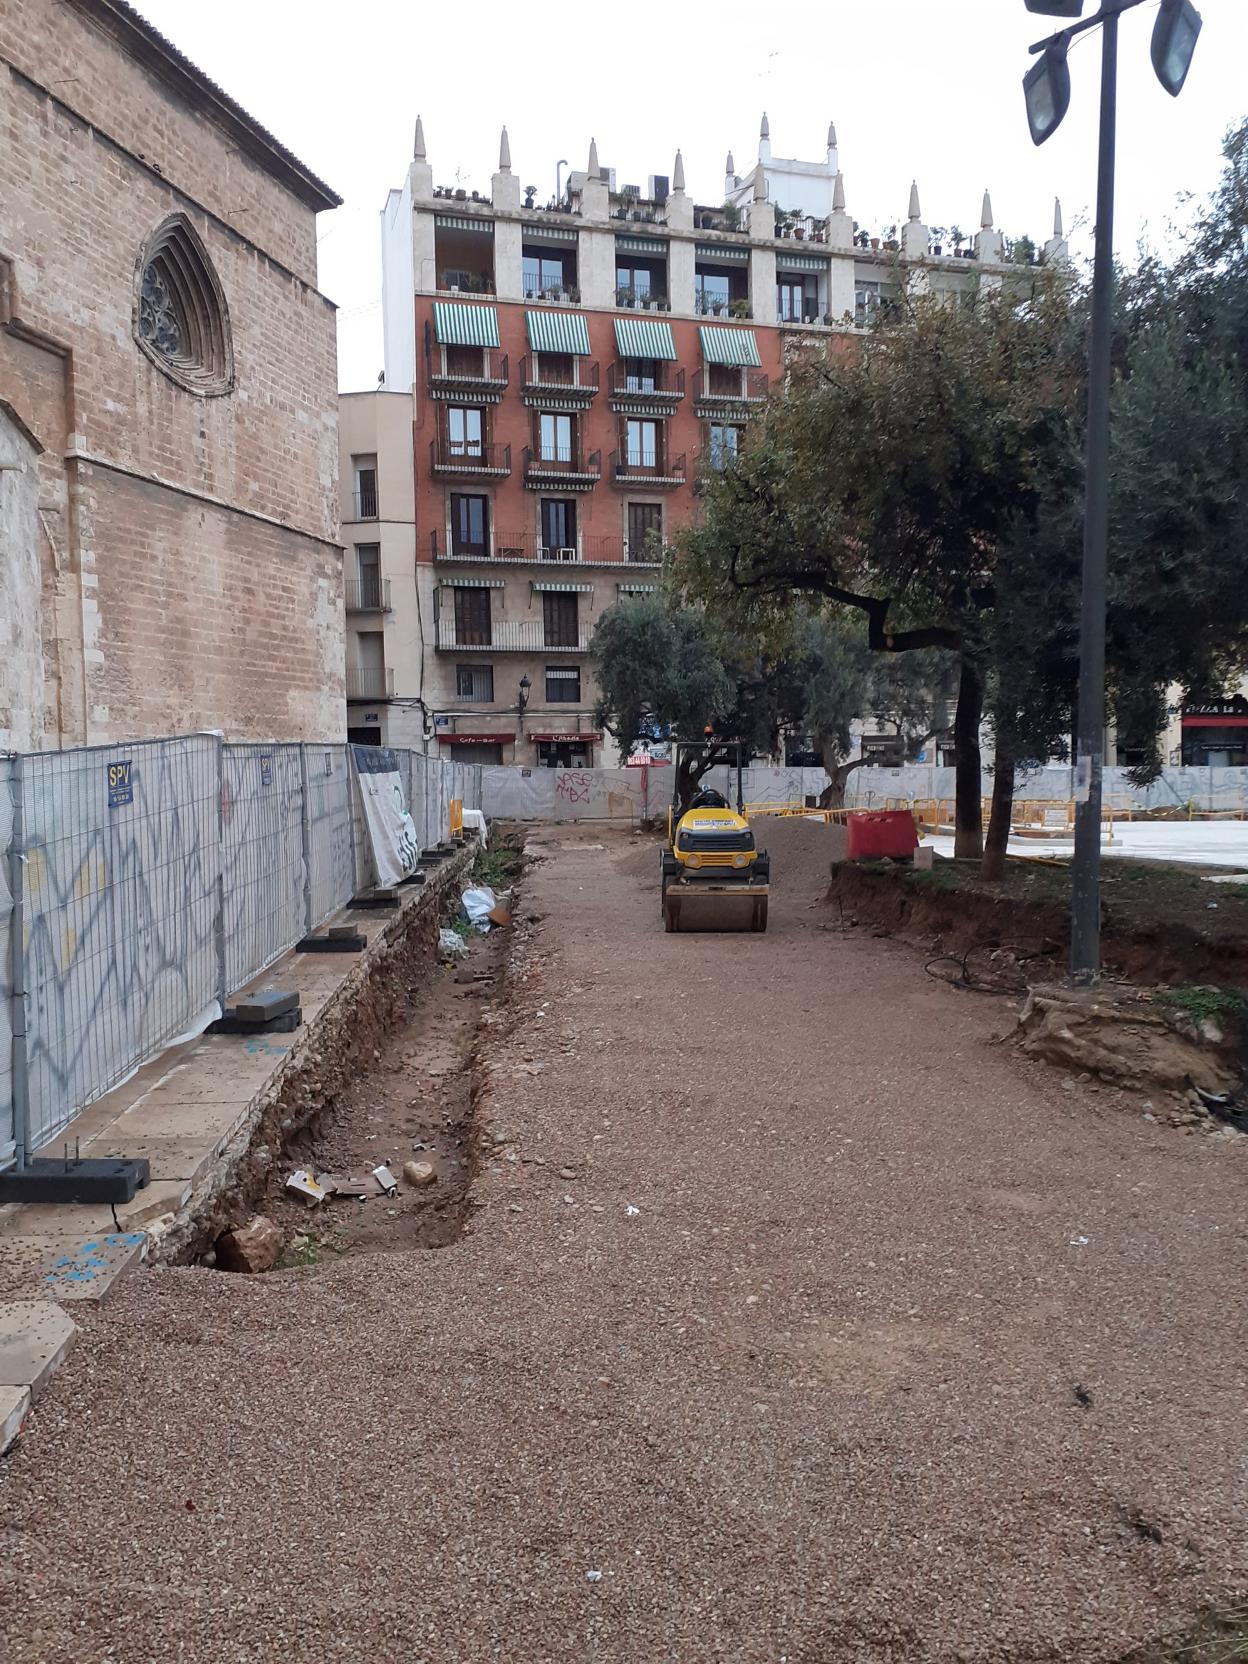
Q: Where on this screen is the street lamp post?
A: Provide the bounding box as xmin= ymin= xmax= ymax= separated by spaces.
xmin=1022 ymin=0 xmax=1202 ymax=983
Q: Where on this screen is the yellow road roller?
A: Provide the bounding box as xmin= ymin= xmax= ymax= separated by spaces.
xmin=660 ymin=741 xmax=770 ymax=932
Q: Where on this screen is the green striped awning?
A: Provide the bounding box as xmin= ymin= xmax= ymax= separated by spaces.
xmin=618 ymin=581 xmax=657 ymax=594
xmin=776 ymin=252 xmax=831 ymax=273
xmin=698 ymin=326 xmax=762 ymax=368
xmin=433 ymin=302 xmax=500 ymax=348
xmin=525 ymin=310 xmax=591 ymax=355
xmin=616 ymin=235 xmax=667 ymax=256
xmin=695 ymin=243 xmax=749 ymax=264
xmin=440 ymin=575 xmax=504 ymax=588
xmin=434 ymin=214 xmax=494 ymax=233
xmin=532 ymin=580 xmax=594 ymax=593
xmin=613 ymin=317 xmax=677 ymax=360
xmin=522 ymin=224 xmax=578 ymax=244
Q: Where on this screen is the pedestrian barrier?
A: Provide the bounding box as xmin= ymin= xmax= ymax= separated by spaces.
xmin=1 ymin=736 xmax=482 ymax=1167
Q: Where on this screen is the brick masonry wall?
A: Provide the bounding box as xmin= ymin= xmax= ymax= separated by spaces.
xmin=0 ymin=0 xmax=344 ymax=744
xmin=80 ymin=466 xmax=344 ymax=741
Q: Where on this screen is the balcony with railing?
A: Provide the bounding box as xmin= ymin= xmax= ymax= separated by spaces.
xmin=607 ymin=361 xmax=685 ymax=415
xmin=429 ymin=438 xmax=512 ymax=479
xmin=694 ymin=294 xmax=753 ymax=319
xmin=776 ymin=298 xmax=825 ymax=326
xmin=345 ymin=577 xmax=392 ymax=613
xmin=610 ymin=449 xmax=686 ymax=489
xmin=522 ymin=445 xmax=601 ymax=491
xmin=351 ymin=487 xmax=378 ymax=520
xmin=426 ymin=347 xmax=509 ymax=403
xmin=521 ymin=277 xmax=581 ymax=305
xmin=345 ymin=666 xmax=395 ymax=701
xmin=692 ymin=367 xmax=770 ymax=417
xmin=435 ymin=618 xmax=590 ymax=653
xmin=519 ymin=355 xmax=599 ymax=409
xmin=431 ymin=530 xmax=640 ymax=565
xmin=614 ymin=286 xmax=671 ymax=312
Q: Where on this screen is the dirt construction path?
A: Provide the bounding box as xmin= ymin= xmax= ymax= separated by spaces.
xmin=3 ymin=823 xmax=1246 ymax=1664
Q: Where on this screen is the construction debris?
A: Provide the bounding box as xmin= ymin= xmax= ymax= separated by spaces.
xmin=402 ymin=1160 xmax=437 ymax=1188
xmin=216 ymin=1216 xmax=284 ymax=1274
xmin=286 ymin=1169 xmax=330 ymax=1206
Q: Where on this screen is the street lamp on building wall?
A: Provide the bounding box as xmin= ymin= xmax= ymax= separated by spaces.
xmin=517 ymin=674 xmax=531 ymax=727
xmin=1021 ymin=0 xmax=1202 ymax=984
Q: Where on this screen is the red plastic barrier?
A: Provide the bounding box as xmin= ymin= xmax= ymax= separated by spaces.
xmin=846 ymin=809 xmax=919 ymax=861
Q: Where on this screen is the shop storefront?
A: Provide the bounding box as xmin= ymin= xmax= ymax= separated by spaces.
xmin=530 ymin=731 xmax=601 ymax=768
xmin=1181 ymin=698 xmax=1248 ymax=767
xmin=438 ymin=732 xmax=515 ymax=765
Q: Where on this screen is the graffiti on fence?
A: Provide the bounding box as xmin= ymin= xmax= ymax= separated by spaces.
xmin=555 ymin=771 xmax=592 ymax=806
xmin=21 ymin=736 xmax=221 ymax=1153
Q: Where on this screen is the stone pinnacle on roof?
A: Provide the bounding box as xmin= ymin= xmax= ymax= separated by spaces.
xmin=908 ymin=180 xmax=921 ymax=221
xmin=588 ymin=136 xmax=599 ymax=178
xmin=832 ymin=171 xmax=846 ymax=213
xmin=760 ymin=111 xmax=770 ymax=140
xmin=1053 ymin=196 xmax=1064 ymax=238
xmin=499 ymin=127 xmax=511 ymax=171
xmin=413 ymin=114 xmax=426 ymax=161
xmin=981 ymin=188 xmax=994 ymax=230
xmin=725 ymin=149 xmax=735 ymax=175
xmin=673 ymin=149 xmax=685 ymax=193
xmin=827 ymin=119 xmax=838 ymax=148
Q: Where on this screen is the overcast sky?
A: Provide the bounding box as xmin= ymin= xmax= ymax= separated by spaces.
xmin=134 ymin=0 xmax=1247 ymax=393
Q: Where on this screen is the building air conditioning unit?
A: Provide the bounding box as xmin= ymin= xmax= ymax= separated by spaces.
xmin=556 ymin=546 xmax=578 ymax=562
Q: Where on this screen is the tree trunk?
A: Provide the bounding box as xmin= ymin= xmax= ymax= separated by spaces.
xmin=981 ymin=753 xmax=1015 ymax=881
xmin=953 ymin=658 xmax=984 ymax=861
xmin=818 ymin=753 xmax=866 ymax=809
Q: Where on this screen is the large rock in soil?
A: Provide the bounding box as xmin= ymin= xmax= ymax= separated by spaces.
xmin=1015 ymin=983 xmax=1238 ymax=1096
xmin=216 ymin=1215 xmax=284 ymax=1274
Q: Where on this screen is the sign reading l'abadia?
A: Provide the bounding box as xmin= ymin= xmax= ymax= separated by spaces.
xmin=351 ymin=745 xmax=420 ymax=887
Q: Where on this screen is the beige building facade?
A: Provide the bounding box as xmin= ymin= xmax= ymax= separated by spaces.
xmin=0 ymin=0 xmax=344 ymax=751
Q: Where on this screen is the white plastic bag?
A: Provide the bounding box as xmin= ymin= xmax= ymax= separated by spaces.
xmin=461 ymin=885 xmax=497 ymax=932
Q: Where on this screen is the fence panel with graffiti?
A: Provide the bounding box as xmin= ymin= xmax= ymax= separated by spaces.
xmin=2 ymin=736 xmax=483 ymax=1164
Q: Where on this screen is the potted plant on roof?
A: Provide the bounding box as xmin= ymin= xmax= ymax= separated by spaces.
xmin=729 ymin=298 xmax=749 ymax=319
xmin=721 ymin=202 xmax=742 ymax=231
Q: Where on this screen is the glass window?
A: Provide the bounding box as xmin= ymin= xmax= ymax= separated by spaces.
xmin=447 ymin=407 xmax=483 ymax=456
xmin=523 ymin=253 xmax=570 ymax=297
xmin=709 ymin=424 xmax=741 ymax=470
xmin=695 ymin=272 xmax=731 ymax=313
xmin=456 ymin=663 xmax=495 ymax=702
xmin=355 ymin=543 xmax=381 ymax=609
xmin=545 ymin=665 xmax=581 ymax=703
xmin=626 ymin=419 xmax=657 ymax=468
xmin=352 ymin=455 xmax=378 ymax=518
xmin=624 ymin=356 xmax=657 ymax=394
xmin=616 ymin=264 xmax=651 ymax=298
xmin=540 ymin=412 xmax=573 ymax=463
xmin=450 ymin=494 xmax=489 ymax=554
xmin=777 ymin=281 xmax=806 ymax=322
xmin=541 ymin=499 xmax=577 ymax=551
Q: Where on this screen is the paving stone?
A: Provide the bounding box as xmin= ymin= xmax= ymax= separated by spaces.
xmin=40 ymin=1232 xmax=147 ymax=1303
xmin=0 ymin=1384 xmax=30 ymax=1454
xmin=0 ymin=1302 xmax=78 ymax=1399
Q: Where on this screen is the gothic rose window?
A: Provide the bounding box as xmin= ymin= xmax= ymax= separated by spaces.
xmin=135 ymin=215 xmax=233 ymax=394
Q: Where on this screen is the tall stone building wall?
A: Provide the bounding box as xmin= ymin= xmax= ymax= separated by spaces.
xmin=0 ymin=0 xmax=345 ymax=746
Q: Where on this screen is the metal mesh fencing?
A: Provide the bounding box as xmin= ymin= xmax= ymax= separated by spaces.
xmin=0 ymin=758 xmax=16 ymax=1163
xmin=306 ymin=745 xmax=356 ymax=928
xmin=220 ymin=743 xmax=306 ymax=992
xmin=18 ymin=736 xmax=221 ymax=1153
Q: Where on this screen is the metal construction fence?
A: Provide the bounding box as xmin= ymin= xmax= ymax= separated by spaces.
xmin=1 ymin=736 xmax=482 ymax=1166
xmin=481 ymin=762 xmax=1248 ymax=822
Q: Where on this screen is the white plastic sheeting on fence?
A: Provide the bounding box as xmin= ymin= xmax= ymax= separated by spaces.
xmin=481 ymin=762 xmax=1248 ymax=822
xmin=1 ymin=737 xmax=484 ymax=1163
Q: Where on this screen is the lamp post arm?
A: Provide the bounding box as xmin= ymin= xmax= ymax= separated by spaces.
xmin=1028 ymin=0 xmax=1148 ymax=56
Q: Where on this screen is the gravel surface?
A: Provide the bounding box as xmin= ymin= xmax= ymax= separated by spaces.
xmin=2 ymin=821 xmax=1246 ymax=1663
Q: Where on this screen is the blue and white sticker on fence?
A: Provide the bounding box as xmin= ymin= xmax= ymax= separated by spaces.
xmin=107 ymin=759 xmax=133 ymax=807
xmin=259 ymin=754 xmax=273 ymax=787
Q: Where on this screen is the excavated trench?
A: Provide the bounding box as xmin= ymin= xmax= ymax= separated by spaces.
xmin=186 ymin=839 xmax=524 ymax=1273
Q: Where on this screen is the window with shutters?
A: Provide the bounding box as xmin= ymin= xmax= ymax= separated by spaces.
xmin=453 ymin=586 xmax=492 ymax=646
xmin=542 ymin=592 xmax=579 ymax=648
